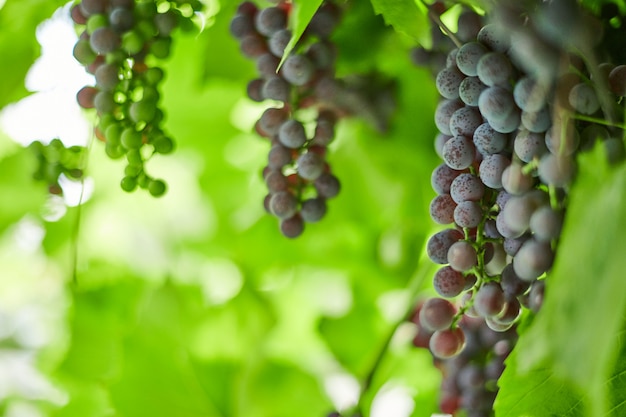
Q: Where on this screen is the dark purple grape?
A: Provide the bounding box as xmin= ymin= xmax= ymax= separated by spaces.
xmin=459 ymin=76 xmax=487 ymax=107
xmin=278 ymin=119 xmax=307 ymax=148
xmin=254 ymin=6 xmax=287 ymax=36
xmin=262 ymin=76 xmax=290 ymax=102
xmin=419 ymin=297 xmax=457 ymax=331
xmin=476 ymin=52 xmax=513 ymax=87
xmin=430 ymin=194 xmax=457 ymax=224
xmin=474 ymin=282 xmax=506 ymax=318
xmin=256 ymin=53 xmax=280 ymax=78
xmin=268 ymin=144 xmax=292 ymax=169
xmin=477 ymin=23 xmax=510 ymax=53
xmin=307 ymin=41 xmax=335 ymax=70
xmin=80 ymin=0 xmax=107 ymax=16
xmin=479 ymin=154 xmax=510 ymax=189
xmin=529 ymin=206 xmax=563 ymax=242
xmin=430 ymin=327 xmax=466 ymax=359
xmin=281 ymin=54 xmax=314 ymax=86
xmin=76 ymin=86 xmax=98 ymax=109
xmin=449 ymin=106 xmax=482 ymax=137
xmin=443 ymin=135 xmax=475 ymax=170
xmin=308 ymin=3 xmax=340 ymax=38
xmin=435 ymin=99 xmax=464 ymax=136
xmin=456 ymin=42 xmax=488 ymax=77
xmin=90 ymin=27 xmax=121 ymax=55
xmin=473 ymin=122 xmax=508 ymax=155
xmin=433 ymin=266 xmax=466 ymax=298
xmin=297 ymin=152 xmax=325 ymax=180
xmin=265 ymin=170 xmax=289 ymax=193
xmin=513 ymin=238 xmax=554 ymax=281
xmin=314 ymin=172 xmax=340 ymax=198
xmin=110 ymin=7 xmax=135 ymax=32
xmin=489 ymin=108 xmax=520 ymax=134
xmin=73 ymin=39 xmax=97 ymax=65
xmin=427 ymin=229 xmax=464 ymax=264
xmin=609 ymin=65 xmax=626 ymax=96
xmin=436 ymin=66 xmax=465 ymax=100
xmin=501 ymin=190 xmax=548 ymax=236
xmin=95 ymin=63 xmax=119 ymax=91
xmin=456 ymin=9 xmax=483 ymax=42
xmin=259 ymin=108 xmax=289 ymax=136
xmin=312 ymin=112 xmax=336 ymax=145
xmin=300 ymin=197 xmax=327 ymax=222
xmin=268 ymin=29 xmax=292 ymax=57
xmin=240 ymin=34 xmax=268 ymax=58
xmin=528 ymin=279 xmax=545 ymax=312
xmin=247 ymin=78 xmax=264 ymax=102
xmin=537 ymin=153 xmax=575 ymax=187
xmin=431 ymin=163 xmax=462 ymax=195
xmin=270 ymin=191 xmax=298 ymax=219
xmin=230 ymin=13 xmax=256 ymax=39
xmin=447 ymin=241 xmax=477 ymax=272
xmin=478 ymin=86 xmax=515 ymax=124
xmin=501 ymin=263 xmax=530 ymax=300
xmin=280 ymin=214 xmax=304 ymax=238
xmin=453 ymin=200 xmax=482 ymax=228
xmin=450 ymin=173 xmax=484 ymax=204
xmin=514 ymin=129 xmax=548 ymax=163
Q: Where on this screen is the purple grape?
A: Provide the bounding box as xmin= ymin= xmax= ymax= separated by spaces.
xmin=110 ymin=7 xmax=135 ymax=33
xmin=568 ymin=82 xmax=599 ymax=115
xmin=282 ymin=54 xmax=315 ymax=86
xmin=431 ymin=163 xmax=463 ymax=195
xmin=529 ymin=206 xmax=563 ymax=242
xmin=269 ymin=191 xmax=298 ymax=219
xmin=476 ymin=52 xmax=513 ymax=87
xmin=457 ymin=9 xmax=483 ymax=42
xmin=474 ymin=282 xmax=506 ymax=318
xmin=95 ymin=63 xmax=119 ymax=91
xmin=268 ymin=29 xmax=292 ymax=57
xmin=478 ymin=86 xmax=516 ymax=124
xmin=240 ymin=34 xmax=268 ymax=58
xmin=256 ymin=53 xmax=280 ymax=78
xmin=537 ymin=153 xmax=575 ymax=187
xmin=500 ymin=263 xmax=531 ymax=299
xmin=501 ymin=190 xmax=548 ymax=236
xmin=477 ymin=24 xmax=510 ymax=53
xmin=280 ymin=214 xmax=304 ymax=238
xmin=443 ymin=136 xmax=475 ymax=170
xmin=254 ymin=6 xmax=287 ymax=36
xmin=514 ymin=129 xmax=548 ymax=163
xmin=545 ymin=122 xmax=580 ymax=156
xmin=521 ymin=107 xmax=551 ymax=133
xmin=434 ymin=133 xmax=452 ymax=159
xmin=503 ymin=235 xmax=529 ymax=257
xmin=419 ymin=297 xmax=457 ymax=331
xmin=501 ymin=163 xmax=534 ymax=195
xmin=259 ymin=108 xmax=289 ymax=136
xmin=473 ymin=122 xmax=508 ymax=155
xmin=430 ymin=194 xmax=457 ymax=224
xmin=609 ymin=64 xmax=626 ymax=96
xmin=479 ymin=153 xmax=510 ymax=189
xmin=268 ymin=144 xmax=292 ymax=169
xmin=262 ymin=76 xmax=290 ymax=102
xmin=433 ymin=266 xmax=467 ymax=298
xmin=430 ymin=327 xmax=466 ymax=359
xmin=513 ymin=77 xmax=549 ymax=112
xmin=528 ymin=279 xmax=545 ymax=312
xmin=427 ymin=229 xmax=464 ymax=264
xmin=308 ymin=2 xmax=340 ymax=38
xmin=436 ymin=66 xmax=465 ymax=99
xmin=513 ymin=238 xmax=554 ymax=281
xmin=453 ymin=200 xmax=483 ymax=228
xmin=489 ymin=108 xmax=521 ymax=134
xmin=90 ymin=27 xmax=121 ymax=55
xmin=459 ymin=76 xmax=487 ymax=107
xmin=247 ymin=78 xmax=264 ymax=102
xmin=450 ymin=173 xmax=484 ymax=204
xmin=447 ymin=241 xmax=477 ymax=272
xmin=435 ymin=99 xmax=464 ymax=136
xmin=297 ymin=152 xmax=325 ymax=180
xmin=307 ymin=41 xmax=336 ymax=70
xmin=449 ymin=106 xmax=483 ymax=137
xmin=456 ymin=42 xmax=488 ymax=77
xmin=230 ymin=13 xmax=255 ymax=39
xmin=278 ymin=119 xmax=307 ymax=148
xmin=314 ymin=172 xmax=340 ymax=198
xmin=265 ymin=170 xmax=289 ymax=193
xmin=300 ymin=197 xmax=327 ymax=222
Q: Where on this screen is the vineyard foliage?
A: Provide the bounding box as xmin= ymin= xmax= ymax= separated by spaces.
xmin=0 ymin=0 xmax=625 ymax=417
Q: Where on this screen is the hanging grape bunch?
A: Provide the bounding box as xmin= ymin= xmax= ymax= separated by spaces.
xmin=230 ymin=1 xmax=345 ymax=238
xmin=71 ymin=0 xmax=202 ymax=197
xmin=409 ymin=0 xmax=626 ymax=415
xmin=29 ymin=139 xmax=87 ymax=195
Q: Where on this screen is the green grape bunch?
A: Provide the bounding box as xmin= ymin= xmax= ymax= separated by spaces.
xmin=71 ymin=0 xmax=203 ymax=197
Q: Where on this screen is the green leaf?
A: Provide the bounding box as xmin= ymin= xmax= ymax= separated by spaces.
xmin=278 ymin=0 xmax=324 ymax=68
xmin=369 ymin=0 xmax=428 ymax=40
xmin=511 ymin=146 xmax=626 ymax=416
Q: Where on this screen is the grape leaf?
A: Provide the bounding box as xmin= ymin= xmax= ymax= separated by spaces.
xmin=510 ymin=146 xmax=626 ymax=416
xmin=278 ymin=0 xmax=324 ymax=68
xmin=369 ymin=0 xmax=428 ymax=40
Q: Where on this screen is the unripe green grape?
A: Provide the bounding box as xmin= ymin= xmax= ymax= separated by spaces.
xmin=126 ymin=149 xmax=142 ymax=166
xmin=155 ymin=10 xmax=179 ymax=36
xmin=144 ymin=67 xmax=164 ymax=85
xmin=105 ymin=142 xmax=125 ymax=159
xmin=152 ymin=135 xmax=174 ymax=154
xmin=125 ymin=164 xmax=142 ymax=177
xmin=136 ymin=1 xmax=157 ymax=18
xmin=137 ymin=173 xmax=150 ymax=189
xmin=105 ymin=123 xmax=124 ymax=145
xmin=121 ymin=175 xmax=138 ymax=192
xmin=109 ymin=7 xmax=135 ymax=32
xmin=150 ymin=37 xmax=171 ymax=59
xmin=130 ymin=100 xmax=157 ymax=123
xmin=148 ymin=179 xmax=167 ymax=197
xmin=121 ymin=128 xmax=143 ymax=149
xmin=122 ymin=31 xmax=144 ymax=55
xmin=86 ymin=14 xmax=108 ymax=34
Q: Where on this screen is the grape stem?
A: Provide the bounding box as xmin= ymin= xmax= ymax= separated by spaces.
xmin=420 ymin=0 xmax=463 ymax=48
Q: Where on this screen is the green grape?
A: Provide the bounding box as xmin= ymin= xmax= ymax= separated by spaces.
xmin=121 ymin=128 xmax=143 ymax=149
xmin=130 ymin=100 xmax=157 ymax=123
xmin=105 ymin=142 xmax=125 ymax=159
xmin=122 ymin=31 xmax=144 ymax=55
xmin=73 ymin=39 xmax=97 ymax=65
xmin=105 ymin=123 xmax=124 ymax=145
xmin=125 ymin=164 xmax=143 ymax=177
xmin=152 ymin=134 xmax=174 ymax=154
xmin=148 ymin=179 xmax=167 ymax=197
xmin=144 ymin=67 xmax=164 ymax=85
xmin=86 ymin=14 xmax=108 ymax=34
xmin=126 ymin=149 xmax=143 ymax=166
xmin=150 ymin=37 xmax=171 ymax=59
xmin=121 ymin=175 xmax=138 ymax=192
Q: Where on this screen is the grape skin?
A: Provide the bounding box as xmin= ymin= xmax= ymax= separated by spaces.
xmin=447 ymin=241 xmax=477 ymax=272
xmin=430 ymin=194 xmax=457 ymax=224
xmin=529 ymin=206 xmax=563 ymax=242
xmin=449 ymin=106 xmax=483 ymax=137
xmin=545 ymin=122 xmax=580 ymax=156
xmin=454 ymin=200 xmax=483 ymax=228
xmin=269 ymin=191 xmax=298 ymax=219
xmin=450 ymin=173 xmax=484 ymax=204
xmin=479 ymin=154 xmax=510 ymax=189
xmin=442 ymin=135 xmax=475 ymax=170
xmin=435 ymin=100 xmax=464 ymax=136
xmin=501 ymin=190 xmax=548 ymax=236
xmin=436 ymin=66 xmax=465 ymax=100
xmin=501 ymin=163 xmax=534 ymax=195
xmin=489 ymin=108 xmax=520 ymax=134
xmin=456 ymin=42 xmax=488 ymax=77
xmin=262 ymin=76 xmax=290 ymax=102
xmin=427 ymin=229 xmax=464 ymax=264
xmin=513 ymin=238 xmax=554 ymax=281
xmin=300 ymin=198 xmax=327 ymax=223
xmin=280 ymin=214 xmax=304 ymax=238
xmin=474 ymin=282 xmax=506 ymax=318
xmin=90 ymin=27 xmax=121 ymax=55
xmin=433 ymin=266 xmax=466 ymax=298
xmin=521 ymin=107 xmax=551 ymax=133
xmin=476 ymin=52 xmax=513 ymax=87
xmin=568 ymin=83 xmax=600 ymax=115
xmin=260 ymin=108 xmax=289 ymax=136
xmin=473 ymin=122 xmax=508 ymax=155
xmin=478 ymin=86 xmax=516 ymax=124
xmin=513 ymin=77 xmax=549 ymax=112
xmin=459 ymin=76 xmax=486 ymax=107
xmin=268 ymin=29 xmax=291 ymax=57
xmin=609 ymin=65 xmax=626 ymax=96
xmin=297 ymin=152 xmax=325 ymax=180
xmin=537 ymin=153 xmax=575 ymax=187
xmin=282 ymin=54 xmax=315 ymax=86
xmin=431 ymin=163 xmax=462 ymax=195
xmin=514 ymin=129 xmax=548 ymax=163
xmin=477 ymin=24 xmax=509 ymax=53
xmin=254 ymin=6 xmax=287 ymax=36
xmin=500 ymin=263 xmax=530 ymax=299
xmin=419 ymin=297 xmax=457 ymax=331
xmin=268 ymin=144 xmax=292 ymax=169
xmin=278 ymin=119 xmax=307 ymax=148
xmin=430 ymin=327 xmax=466 ymax=359
xmin=314 ymin=172 xmax=340 ymax=198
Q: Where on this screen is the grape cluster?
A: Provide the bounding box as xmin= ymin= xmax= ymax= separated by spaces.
xmin=411 ymin=301 xmax=517 ymax=416
xmin=71 ymin=0 xmax=202 ymax=196
xmin=29 ymin=139 xmax=86 ymax=195
xmin=411 ymin=1 xmax=626 ymax=415
xmin=230 ymin=1 xmax=343 ymax=238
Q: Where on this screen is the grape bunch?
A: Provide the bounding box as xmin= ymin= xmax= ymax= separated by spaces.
xmin=411 ymin=300 xmax=518 ymax=416
xmin=411 ymin=1 xmax=626 ymax=415
xmin=71 ymin=0 xmax=202 ymax=197
xmin=29 ymin=139 xmax=87 ymax=195
xmin=230 ymin=1 xmax=344 ymax=238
